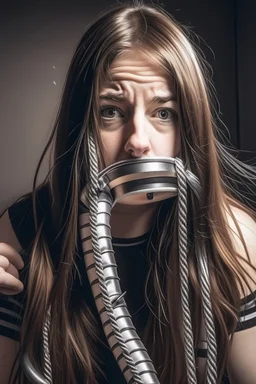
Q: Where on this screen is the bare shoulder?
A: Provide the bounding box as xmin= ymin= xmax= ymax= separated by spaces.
xmin=225 ymin=204 xmax=256 ymax=260
xmin=0 ymin=210 xmax=22 ymax=252
xmin=225 ymin=203 xmax=256 ymax=295
xmin=225 ymin=207 xmax=256 ymax=383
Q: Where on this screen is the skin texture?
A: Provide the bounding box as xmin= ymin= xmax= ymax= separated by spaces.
xmin=98 ymin=49 xmax=181 ymax=237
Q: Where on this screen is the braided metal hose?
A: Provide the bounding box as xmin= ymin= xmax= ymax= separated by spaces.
xmin=196 ymin=242 xmax=218 ymax=383
xmin=175 ymin=158 xmax=197 ymax=384
xmin=183 ymin=169 xmax=218 ymax=383
xmin=184 ymin=170 xmax=218 ymax=383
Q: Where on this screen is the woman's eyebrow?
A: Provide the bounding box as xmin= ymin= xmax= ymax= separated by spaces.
xmin=99 ymin=93 xmax=177 ymax=103
xmin=151 ymin=95 xmax=177 ymax=103
xmin=99 ymin=93 xmax=126 ymax=102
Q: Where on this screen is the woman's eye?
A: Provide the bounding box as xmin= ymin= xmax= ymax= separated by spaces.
xmin=100 ymin=107 xmax=123 ymax=119
xmin=156 ymin=109 xmax=177 ymax=121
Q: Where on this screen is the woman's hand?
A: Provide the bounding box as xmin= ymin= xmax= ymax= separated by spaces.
xmin=0 ymin=242 xmax=24 ymax=295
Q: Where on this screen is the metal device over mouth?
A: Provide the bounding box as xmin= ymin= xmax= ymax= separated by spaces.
xmin=94 ymin=156 xmax=179 ymax=206
xmin=22 ymin=156 xmax=211 ymax=384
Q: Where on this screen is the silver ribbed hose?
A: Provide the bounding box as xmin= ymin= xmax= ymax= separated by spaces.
xmin=21 ymin=307 xmax=52 ymax=384
xmin=86 ymin=133 xmax=155 ymax=383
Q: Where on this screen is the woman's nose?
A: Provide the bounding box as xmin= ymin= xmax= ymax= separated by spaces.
xmin=124 ymin=117 xmax=151 ymax=157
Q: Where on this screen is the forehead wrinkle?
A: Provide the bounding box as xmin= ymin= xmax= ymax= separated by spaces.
xmin=108 ymin=74 xmax=170 ymax=85
xmin=110 ymin=66 xmax=163 ymax=77
xmin=101 ymin=76 xmax=172 ymax=93
xmin=100 ymin=81 xmax=175 ymax=103
xmin=108 ymin=60 xmax=171 ymax=84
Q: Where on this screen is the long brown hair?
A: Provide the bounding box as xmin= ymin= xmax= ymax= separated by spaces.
xmin=10 ymin=3 xmax=256 ymax=383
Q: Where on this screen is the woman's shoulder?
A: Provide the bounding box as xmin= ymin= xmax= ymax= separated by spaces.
xmin=225 ymin=202 xmax=256 ymax=296
xmin=5 ymin=184 xmax=51 ymax=252
xmin=224 ymin=204 xmax=256 ymax=384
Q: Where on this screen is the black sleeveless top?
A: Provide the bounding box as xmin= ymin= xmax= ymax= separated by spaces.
xmin=1 ymin=186 xmax=255 ymax=383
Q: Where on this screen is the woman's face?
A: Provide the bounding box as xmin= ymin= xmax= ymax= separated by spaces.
xmin=98 ymin=48 xmax=181 ymax=168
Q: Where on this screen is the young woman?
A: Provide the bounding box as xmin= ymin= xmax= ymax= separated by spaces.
xmin=0 ymin=3 xmax=256 ymax=384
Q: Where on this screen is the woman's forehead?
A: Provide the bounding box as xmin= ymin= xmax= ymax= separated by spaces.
xmin=99 ymin=48 xmax=176 ymax=98
xmin=109 ymin=48 xmax=168 ymax=77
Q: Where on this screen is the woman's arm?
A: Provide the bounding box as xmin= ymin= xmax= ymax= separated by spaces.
xmin=226 ymin=206 xmax=256 ymax=384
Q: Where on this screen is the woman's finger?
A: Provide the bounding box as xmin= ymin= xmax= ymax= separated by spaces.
xmin=0 ymin=268 xmax=24 ymax=295
xmin=0 ymin=242 xmax=24 ymax=270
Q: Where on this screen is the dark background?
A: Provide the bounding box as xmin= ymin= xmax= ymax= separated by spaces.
xmin=1 ymin=0 xmax=256 ymax=210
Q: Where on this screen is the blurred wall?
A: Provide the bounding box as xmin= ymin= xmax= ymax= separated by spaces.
xmin=0 ymin=0 xmax=255 ymax=212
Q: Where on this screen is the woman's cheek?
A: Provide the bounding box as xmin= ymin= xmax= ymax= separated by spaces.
xmin=153 ymin=131 xmax=180 ymax=158
xmin=99 ymin=131 xmax=124 ymax=167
